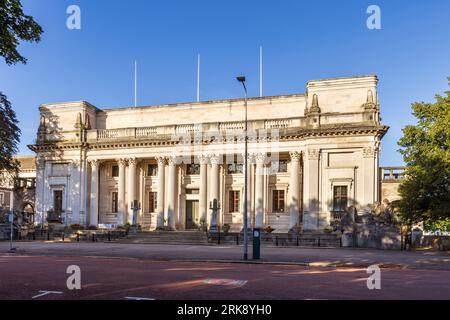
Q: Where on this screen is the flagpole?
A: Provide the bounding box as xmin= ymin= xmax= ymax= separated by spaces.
xmin=134 ymin=60 xmax=137 ymax=107
xmin=197 ymin=54 xmax=200 ymax=102
xmin=259 ymin=46 xmax=263 ymax=97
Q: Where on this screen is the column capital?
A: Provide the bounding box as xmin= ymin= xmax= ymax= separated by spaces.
xmin=71 ymin=159 xmax=81 ymax=168
xmin=197 ymin=154 xmax=209 ymax=165
xmin=363 ymin=147 xmax=376 ymax=158
xmin=209 ymin=153 xmax=222 ymax=165
xmin=128 ymin=157 xmax=138 ymax=167
xmin=289 ymin=151 xmax=302 ymax=162
xmin=155 ymin=156 xmax=166 ymax=166
xmin=36 ymin=156 xmax=45 ymax=170
xmin=117 ymin=158 xmax=128 ymax=167
xmin=306 ymin=148 xmax=320 ymax=160
xmin=254 ymin=153 xmax=267 ymax=165
xmin=167 ymin=155 xmax=178 ymax=166
xmin=88 ymin=159 xmax=100 ymax=168
xmin=242 ymin=152 xmax=255 ymax=164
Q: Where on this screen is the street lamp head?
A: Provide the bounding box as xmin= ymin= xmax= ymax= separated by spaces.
xmin=236 ymin=75 xmax=246 ymax=83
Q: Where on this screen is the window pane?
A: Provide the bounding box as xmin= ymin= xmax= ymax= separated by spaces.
xmin=147 ymin=165 xmax=158 ymax=176
xmin=112 ymin=165 xmax=119 ymax=177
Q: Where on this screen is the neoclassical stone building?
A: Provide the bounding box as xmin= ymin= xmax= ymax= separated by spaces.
xmin=29 ymin=75 xmax=388 ymax=233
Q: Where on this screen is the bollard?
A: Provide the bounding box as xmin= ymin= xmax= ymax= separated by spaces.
xmin=218 ymin=232 xmax=221 ymax=245
xmin=47 ymin=231 xmax=50 ymax=241
xmin=108 ymin=231 xmax=111 ymax=242
xmin=318 ymin=238 xmax=321 ymax=247
xmin=92 ymin=234 xmax=95 ymax=242
xmin=33 ymin=232 xmax=36 ymax=241
xmin=296 ymin=236 xmax=299 ymax=247
xmin=62 ymin=233 xmax=65 ymax=242
xmin=276 ymin=236 xmax=279 ymax=246
xmin=236 ymin=235 xmax=239 ymax=246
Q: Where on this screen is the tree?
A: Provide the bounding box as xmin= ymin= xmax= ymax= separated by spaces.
xmin=0 ymin=1 xmax=42 ymax=176
xmin=0 ymin=92 xmax=20 ymax=172
xmin=397 ymin=79 xmax=450 ymax=229
xmin=0 ymin=0 xmax=43 ymax=65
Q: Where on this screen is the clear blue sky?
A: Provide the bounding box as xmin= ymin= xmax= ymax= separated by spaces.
xmin=1 ymin=0 xmax=449 ymax=165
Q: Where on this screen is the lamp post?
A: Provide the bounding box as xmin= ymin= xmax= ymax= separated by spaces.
xmin=236 ymin=75 xmax=248 ymax=260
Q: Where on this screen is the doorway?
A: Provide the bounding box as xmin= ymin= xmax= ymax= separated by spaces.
xmin=185 ymin=200 xmax=199 ymax=230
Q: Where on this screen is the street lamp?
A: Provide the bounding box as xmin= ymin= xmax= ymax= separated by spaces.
xmin=236 ymin=75 xmax=248 ymax=260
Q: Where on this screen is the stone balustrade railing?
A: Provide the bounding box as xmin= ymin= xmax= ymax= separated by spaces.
xmin=83 ymin=118 xmax=300 ymax=142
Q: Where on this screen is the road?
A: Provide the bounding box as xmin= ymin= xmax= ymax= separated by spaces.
xmin=1 ymin=254 xmax=450 ymax=300
xmin=1 ymin=241 xmax=450 ymax=270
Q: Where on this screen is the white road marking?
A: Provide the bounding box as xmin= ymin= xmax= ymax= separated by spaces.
xmin=124 ymin=297 xmax=155 ymax=300
xmin=32 ymin=290 xmax=63 ymax=299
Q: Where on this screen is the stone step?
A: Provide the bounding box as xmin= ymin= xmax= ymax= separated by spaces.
xmin=122 ymin=231 xmax=208 ymax=245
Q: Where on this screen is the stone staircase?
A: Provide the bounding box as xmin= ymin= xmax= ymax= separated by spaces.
xmin=121 ymin=230 xmax=209 ymax=245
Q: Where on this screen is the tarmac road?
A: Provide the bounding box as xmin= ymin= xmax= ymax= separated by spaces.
xmin=1 ymin=254 xmax=450 ymax=300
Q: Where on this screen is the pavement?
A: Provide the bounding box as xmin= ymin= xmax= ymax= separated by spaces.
xmin=1 ymin=255 xmax=450 ymax=300
xmin=1 ymin=241 xmax=450 ymax=270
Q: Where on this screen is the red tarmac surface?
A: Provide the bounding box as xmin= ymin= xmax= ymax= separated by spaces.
xmin=1 ymin=254 xmax=450 ymax=300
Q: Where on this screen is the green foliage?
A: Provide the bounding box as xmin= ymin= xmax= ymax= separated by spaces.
xmin=0 ymin=0 xmax=43 ymax=65
xmin=397 ymin=79 xmax=450 ymax=226
xmin=0 ymin=92 xmax=21 ymax=173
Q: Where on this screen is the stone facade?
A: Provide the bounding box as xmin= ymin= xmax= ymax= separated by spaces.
xmin=0 ymin=156 xmax=36 ymax=219
xmin=29 ymin=75 xmax=388 ymax=232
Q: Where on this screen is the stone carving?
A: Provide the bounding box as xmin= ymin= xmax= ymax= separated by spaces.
xmin=209 ymin=154 xmax=222 ymax=165
xmin=363 ymin=89 xmax=378 ymax=110
xmin=289 ymin=151 xmax=302 ymax=162
xmin=117 ymin=158 xmax=128 ymax=167
xmin=309 ymin=94 xmax=321 ymax=114
xmin=155 ymin=156 xmax=166 ymax=166
xmin=88 ymin=159 xmax=99 ymax=168
xmin=128 ymin=157 xmax=137 ymax=167
xmin=363 ymin=147 xmax=375 ymax=158
xmin=197 ymin=154 xmax=209 ymax=165
xmin=307 ymin=148 xmax=320 ymax=160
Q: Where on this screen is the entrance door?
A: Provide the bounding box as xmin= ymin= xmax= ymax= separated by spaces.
xmin=50 ymin=190 xmax=63 ymax=222
xmin=186 ymin=200 xmax=199 ymax=230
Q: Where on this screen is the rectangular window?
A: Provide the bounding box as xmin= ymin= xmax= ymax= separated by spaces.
xmin=333 ymin=186 xmax=348 ymax=212
xmin=147 ymin=164 xmax=158 ymax=176
xmin=112 ymin=165 xmax=119 ymax=177
xmin=54 ymin=190 xmax=63 ymax=213
xmin=272 ymin=190 xmax=285 ymax=213
xmin=0 ymin=192 xmax=4 ymax=206
xmin=112 ymin=192 xmax=118 ymax=213
xmin=148 ymin=192 xmax=157 ymax=212
xmin=227 ymin=163 xmax=243 ymax=174
xmin=271 ymin=160 xmax=288 ymax=173
xmin=186 ymin=164 xmax=200 ymax=175
xmin=229 ymin=191 xmax=240 ymax=213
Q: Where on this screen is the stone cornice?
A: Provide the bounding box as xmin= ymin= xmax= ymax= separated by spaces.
xmin=28 ymin=125 xmax=389 ymax=152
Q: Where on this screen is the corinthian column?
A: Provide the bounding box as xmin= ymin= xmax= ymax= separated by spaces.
xmin=166 ymin=156 xmax=177 ymax=229
xmin=89 ymin=159 xmax=99 ymax=227
xmin=198 ymin=155 xmax=209 ymax=225
xmin=127 ymin=157 xmax=137 ymax=224
xmin=156 ymin=157 xmax=166 ymax=228
xmin=209 ymin=154 xmax=221 ymax=229
xmin=117 ymin=158 xmax=127 ymax=225
xmin=289 ymin=152 xmax=301 ymax=229
xmin=254 ymin=153 xmax=266 ymax=228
